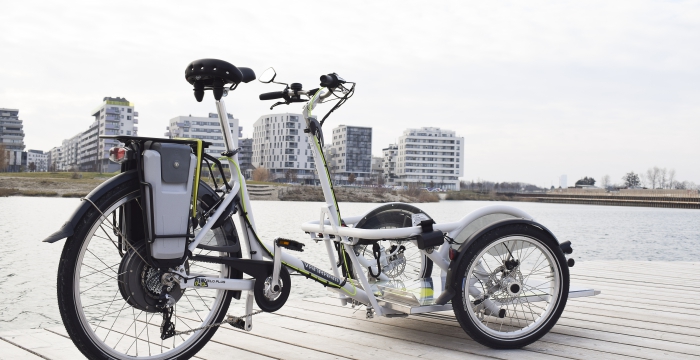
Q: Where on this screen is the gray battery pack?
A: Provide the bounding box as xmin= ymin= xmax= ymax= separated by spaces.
xmin=143 ymin=142 xmax=197 ymax=259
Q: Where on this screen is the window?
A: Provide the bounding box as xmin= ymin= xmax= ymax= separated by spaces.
xmin=121 ymin=123 xmax=124 ymax=126
xmin=127 ymin=109 xmax=132 ymax=113
xmin=120 ymin=115 xmax=124 ymax=119
xmin=127 ymin=116 xmax=131 ymax=120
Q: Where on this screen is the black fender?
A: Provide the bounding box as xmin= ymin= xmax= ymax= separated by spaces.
xmin=42 ymin=170 xmax=139 ymax=243
xmin=435 ymin=218 xmax=563 ymax=305
xmin=355 ymin=202 xmax=431 ymax=229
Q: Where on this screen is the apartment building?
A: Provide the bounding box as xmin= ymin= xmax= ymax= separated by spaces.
xmin=326 ymin=125 xmax=372 ymax=184
xmin=61 ymin=133 xmax=81 ymax=171
xmin=26 ymin=149 xmax=48 ymax=172
xmin=395 ymin=127 xmax=464 ymax=190
xmin=71 ymin=97 xmax=139 ymax=172
xmin=47 ymin=147 xmax=62 ymax=171
xmin=252 ymin=113 xmax=316 ymax=182
xmin=0 ymin=108 xmax=25 ymax=172
xmin=238 ymin=138 xmax=254 ymax=177
xmin=166 ymin=113 xmax=242 ymax=152
xmin=381 ymin=144 xmax=399 ymax=184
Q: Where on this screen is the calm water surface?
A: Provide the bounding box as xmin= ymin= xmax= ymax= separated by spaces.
xmin=0 ymin=197 xmax=697 ymax=331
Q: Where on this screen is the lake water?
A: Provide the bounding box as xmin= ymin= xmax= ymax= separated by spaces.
xmin=0 ymin=197 xmax=698 ymax=331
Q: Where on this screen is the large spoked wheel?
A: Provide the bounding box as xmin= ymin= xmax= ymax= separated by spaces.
xmin=452 ymin=223 xmax=569 ymax=349
xmin=57 ymin=179 xmax=242 ymax=359
xmin=355 ymin=206 xmax=433 ymax=282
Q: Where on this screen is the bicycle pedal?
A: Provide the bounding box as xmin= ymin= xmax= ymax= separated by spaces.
xmin=275 ymin=238 xmax=305 ymax=252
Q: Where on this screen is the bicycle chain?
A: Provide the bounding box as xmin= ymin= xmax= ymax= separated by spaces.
xmin=171 ymin=309 xmax=264 ymax=337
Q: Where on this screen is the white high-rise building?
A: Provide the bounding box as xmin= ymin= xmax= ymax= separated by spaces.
xmin=165 ymin=113 xmax=242 ymax=156
xmin=83 ymin=97 xmax=138 ymax=172
xmin=559 ymin=175 xmax=567 ymax=189
xmin=252 ymin=113 xmax=316 ymax=182
xmin=395 ymin=127 xmax=464 ymax=190
xmin=26 ymin=150 xmax=48 ymax=172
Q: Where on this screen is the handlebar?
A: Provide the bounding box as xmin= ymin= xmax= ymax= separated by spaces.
xmin=259 ymin=91 xmax=286 ymax=101
xmin=320 ymin=73 xmax=344 ymax=88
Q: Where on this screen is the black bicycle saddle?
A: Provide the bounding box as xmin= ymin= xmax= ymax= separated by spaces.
xmin=185 ymin=59 xmax=256 ymax=101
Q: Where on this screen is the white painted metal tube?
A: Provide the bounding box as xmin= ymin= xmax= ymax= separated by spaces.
xmin=187 ymin=181 xmax=240 ymax=253
xmin=301 ymin=204 xmax=533 ymax=240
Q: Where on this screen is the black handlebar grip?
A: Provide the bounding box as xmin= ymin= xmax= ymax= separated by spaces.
xmin=259 ymin=91 xmax=285 ymax=100
xmin=320 ymin=74 xmax=336 ymax=88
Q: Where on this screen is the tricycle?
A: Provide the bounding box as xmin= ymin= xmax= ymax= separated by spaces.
xmin=44 ymin=58 xmax=595 ymax=359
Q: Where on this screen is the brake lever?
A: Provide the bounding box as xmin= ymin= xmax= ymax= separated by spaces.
xmin=270 ymin=101 xmax=287 ymax=110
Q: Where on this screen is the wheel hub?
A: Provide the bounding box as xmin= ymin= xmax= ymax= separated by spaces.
xmin=117 ymin=243 xmax=184 ymax=312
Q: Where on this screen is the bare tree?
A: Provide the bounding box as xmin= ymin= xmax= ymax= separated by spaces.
xmin=646 ymin=166 xmax=661 ymax=189
xmin=28 ymin=162 xmax=36 ymax=172
xmin=600 ymin=175 xmax=611 ymax=189
xmin=659 ymin=167 xmax=668 ymax=189
xmin=348 ymin=173 xmax=356 ymax=185
xmin=668 ymin=169 xmax=676 ymax=189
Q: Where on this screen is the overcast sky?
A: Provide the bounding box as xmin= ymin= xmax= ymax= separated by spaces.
xmin=2 ymin=1 xmax=698 ymax=186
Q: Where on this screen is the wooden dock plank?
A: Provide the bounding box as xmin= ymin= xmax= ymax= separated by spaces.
xmin=0 ymin=329 xmax=86 ymax=360
xmin=210 ymin=320 xmax=351 ymax=359
xmin=303 ymin=297 xmax=700 ymax=360
xmin=0 ymin=337 xmax=45 ymax=360
xmin=293 ymin=298 xmax=617 ymax=360
xmin=8 ymin=261 xmax=700 ymax=359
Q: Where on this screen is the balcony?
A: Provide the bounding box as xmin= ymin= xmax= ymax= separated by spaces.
xmin=105 ymin=115 xmax=120 ymax=121
xmin=133 ymin=112 xmax=139 ymax=117
xmin=105 ymin=124 xmax=119 ymax=130
xmin=284 ymin=136 xmax=295 ymax=141
xmin=133 ymin=118 xmax=139 ymax=124
xmin=284 ymin=162 xmax=295 ymax=167
xmin=106 ymin=108 xmax=120 ymax=115
xmin=287 ymin=129 xmax=298 ymax=135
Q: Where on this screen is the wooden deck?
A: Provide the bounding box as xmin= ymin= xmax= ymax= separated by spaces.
xmin=2 ymin=261 xmax=699 ymax=359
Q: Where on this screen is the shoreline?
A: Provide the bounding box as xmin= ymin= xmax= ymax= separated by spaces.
xmin=0 ymin=174 xmax=439 ymax=203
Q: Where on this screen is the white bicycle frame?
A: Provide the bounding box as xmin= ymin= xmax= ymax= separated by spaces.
xmin=171 ymin=89 xmax=535 ymax=324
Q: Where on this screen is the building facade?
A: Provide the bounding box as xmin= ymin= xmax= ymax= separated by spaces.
xmin=61 ymin=133 xmax=81 ymax=171
xmin=381 ymin=144 xmax=399 ymax=185
xmin=0 ymin=108 xmax=26 ymax=172
xmin=48 ymin=146 xmax=62 ymax=171
xmin=238 ymin=138 xmax=254 ymax=177
xmin=26 ymin=150 xmax=48 ymax=172
xmin=395 ymin=127 xmax=464 ymax=190
xmin=252 ymin=113 xmax=316 ymax=183
xmin=165 ymin=113 xmax=242 ymax=156
xmin=325 ymin=125 xmax=373 ymax=184
xmin=559 ymin=175 xmax=567 ymax=189
xmin=84 ymin=97 xmax=138 ymax=173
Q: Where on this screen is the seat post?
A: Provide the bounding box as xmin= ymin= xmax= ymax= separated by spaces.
xmin=216 ymin=99 xmax=238 ymax=161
